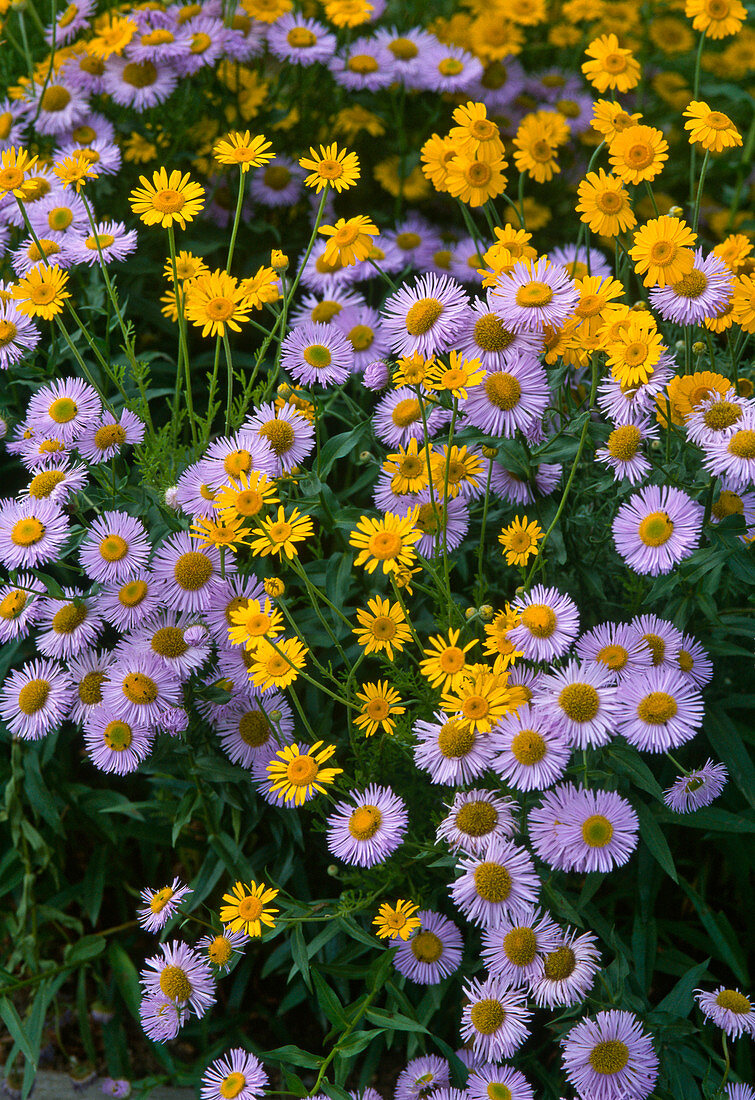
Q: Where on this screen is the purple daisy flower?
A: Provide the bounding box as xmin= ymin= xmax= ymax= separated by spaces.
xmin=664 ymin=759 xmax=728 ymax=813
xmin=333 ymin=304 xmax=391 ymax=374
xmin=372 ymin=386 xmax=450 ymax=449
xmin=509 ymin=584 xmax=580 ymax=663
xmin=140 ymin=940 xmax=216 ymax=1020
xmin=11 ymin=235 xmax=75 ymax=277
xmin=394 ymin=1056 xmax=450 ymax=1100
xmin=627 ymin=613 xmax=683 ymax=670
xmin=528 ymin=781 xmax=580 ymax=871
xmin=448 ymin=236 xmax=489 ymax=286
xmin=290 ymin=288 xmax=366 ymax=329
xmin=381 ymin=215 xmax=441 ymax=272
xmin=100 ymin=1078 xmax=132 ymax=1098
xmin=31 ymin=77 xmax=89 ymax=135
xmin=21 ymin=458 xmax=88 ymax=506
xmin=0 ymin=497 xmax=70 ymax=570
xmin=102 ymin=55 xmax=178 ymax=110
xmin=532 ymin=660 xmax=618 ymax=750
xmin=561 ymin=1010 xmax=659 ymax=1100
xmin=451 ymin=836 xmax=540 ymax=928
xmin=676 ymin=633 xmax=713 ymax=686
xmin=701 ymin=409 xmax=755 ymax=490
xmin=0 ymin=573 xmax=45 ymax=642
xmin=557 ymin=786 xmax=639 ymax=873
xmin=363 ymin=359 xmax=390 ymax=391
xmin=98 ymin=572 xmax=164 ymax=632
xmin=492 ymin=257 xmax=580 ymax=333
xmin=597 ymin=360 xmax=673 ymax=426
xmin=424 ymin=45 xmax=483 ymax=94
xmin=0 ymin=96 xmax=30 ymax=150
xmin=490 ymin=703 xmax=571 ymax=791
xmin=174 ymin=460 xmax=221 ymax=520
xmin=243 ymin=402 xmax=315 ymax=475
xmin=392 ymin=910 xmax=463 ymax=985
xmin=223 ymin=15 xmax=266 ymax=63
xmin=612 ymin=484 xmax=704 ymax=576
xmin=461 ymin=358 xmax=549 ymax=438
xmin=576 ymin=621 xmax=653 ymax=682
xmin=615 ymin=666 xmax=704 ymax=752
xmin=76 ymin=409 xmax=145 ymax=464
xmin=530 ymin=927 xmax=602 ymax=1008
xmin=249 ymin=156 xmax=305 ymax=208
xmin=413 ymin=710 xmax=495 ymax=785
xmin=685 ymin=389 xmax=751 ymax=448
xmin=489 ymin=461 xmax=560 ymax=506
xmin=0 ymin=299 xmax=40 ymax=369
xmin=138 ymin=877 xmax=192 ymax=933
xmin=67 ymin=220 xmax=138 ymax=265
xmin=68 ymin=648 xmax=112 ymax=724
xmin=467 ymin=1064 xmax=534 ymax=1100
xmin=326 ymin=784 xmax=408 ymax=868
xmin=459 ymin=974 xmax=531 ymax=1061
xmin=374 ymin=27 xmax=442 ymax=88
xmin=176 ymin=15 xmax=229 ymax=76
xmin=650 ymin=249 xmax=733 ymax=325
xmin=197 ymin=926 xmax=249 ymax=973
xmin=83 ymin=706 xmax=154 ymax=775
xmin=595 ymin=415 xmax=659 ymax=485
xmin=407 ymin=490 xmax=469 ymax=559
xmin=381 ymin=272 xmax=469 ymax=359
xmin=36 ymin=587 xmax=103 ymax=660
xmin=436 ymin=788 xmax=516 ymax=855
xmin=216 ymin=692 xmax=294 ymax=768
xmin=726 ymin=1087 xmax=755 ymax=1100
xmin=101 ymin=652 xmax=181 ymax=729
xmin=268 ymin=14 xmax=336 ymax=66
xmin=201 ymin=1048 xmax=268 ymax=1100
xmin=151 ymin=530 xmax=235 ymax=615
xmin=130 ymin=613 xmax=211 ymax=680
xmin=0 ymin=657 xmax=73 ymax=740
xmin=280 ymin=321 xmax=353 ymax=388
xmin=54 ymin=135 xmax=122 ymax=176
xmin=44 ymin=0 xmax=95 ymax=44
xmin=480 ymin=905 xmax=561 ymax=987
xmin=79 ymin=510 xmax=150 ymax=584
xmin=26 ymin=377 xmax=101 ymax=443
xmin=330 ymin=38 xmax=397 ymax=91
xmin=139 ymin=993 xmax=186 ymax=1042
xmin=456 ymin=292 xmax=544 ymax=371
xmin=695 ymin=986 xmax=755 ymax=1040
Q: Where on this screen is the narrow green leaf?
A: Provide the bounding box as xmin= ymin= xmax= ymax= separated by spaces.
xmin=263 ymin=1045 xmax=322 ymax=1069
xmin=653 ymin=958 xmax=711 ymax=1017
xmin=636 ymin=802 xmax=678 ymax=883
xmin=290 ymin=925 xmax=312 ymax=991
xmin=312 ymin=970 xmax=346 ymax=1026
xmin=0 ymin=998 xmax=37 ymax=1067
xmin=705 ymin=710 xmax=755 ymax=808
xmin=365 ymin=1008 xmax=427 ymax=1033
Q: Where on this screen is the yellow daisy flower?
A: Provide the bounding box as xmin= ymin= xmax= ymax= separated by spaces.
xmin=219 ymin=880 xmax=279 ymax=936
xmin=383 ymin=438 xmax=429 ymax=495
xmin=582 ymin=33 xmax=641 ymax=94
xmin=353 ymin=596 xmax=412 ymax=660
xmin=184 ymin=269 xmax=251 ymax=338
xmin=0 ymin=147 xmax=39 ymax=199
xmin=590 ymin=99 xmax=643 ymax=141
xmin=576 ymin=169 xmax=637 ymax=238
xmin=629 ymin=216 xmax=697 ymax=288
xmin=482 ymin=606 xmax=524 ymax=670
xmin=248 ymin=505 xmax=314 ymax=559
xmin=240 ymin=265 xmax=280 ymax=308
xmin=429 ymin=444 xmax=484 ymax=499
xmin=498 ymin=515 xmax=544 ymax=566
xmin=213 ymin=130 xmax=274 ymax=172
xmin=448 ymin=101 xmax=506 ymax=163
xmin=228 ymin=598 xmax=285 ymax=651
xmin=189 ymin=514 xmax=252 ymax=551
xmin=248 ymin=636 xmax=308 ymax=692
xmin=424 ymin=352 xmax=485 ymax=401
xmin=354 ymin=681 xmax=405 ymax=737
xmin=299 ymin=143 xmax=360 ymax=193
xmin=684 ymin=0 xmax=746 ymax=39
xmin=444 ymin=154 xmax=507 ymax=208
xmin=608 ymin=125 xmax=668 ymax=186
xmin=441 ymin=668 xmax=517 ymax=734
xmin=393 ymin=352 xmax=431 ymax=388
xmin=11 ymin=265 xmax=70 ymax=321
xmin=213 ymin=470 xmax=279 ymax=522
xmin=349 ymin=510 xmax=421 ymax=576
xmin=419 ymin=628 xmax=478 ymax=693
xmin=373 ymin=899 xmax=421 ymax=941
xmin=264 ymin=577 xmax=286 ymax=598
xmin=265 ymin=741 xmax=342 ymax=806
xmin=318 ymin=215 xmax=379 ymax=267
xmin=163 ymin=250 xmax=210 ymax=283
xmin=683 ymin=101 xmax=742 ymax=153
xmin=606 ymin=315 xmax=665 ymax=387
xmin=325 ymin=0 xmax=375 ymax=29
xmin=128 ymin=167 xmax=205 ymax=229
xmin=53 ymin=150 xmax=99 ymax=192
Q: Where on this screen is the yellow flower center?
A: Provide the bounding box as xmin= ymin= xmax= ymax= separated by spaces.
xmin=469 ymin=999 xmax=505 ymax=1034
xmin=311 ymin=300 xmax=341 ymax=324
xmin=677 ymin=649 xmax=694 ymax=673
xmin=715 ymin=989 xmax=751 ymax=1013
xmin=487 ymin=1085 xmax=512 ymax=1100
xmin=415 ymin=502 xmax=442 ymax=534
xmin=648 ymin=240 xmax=678 ymax=266
xmin=152 ymin=187 xmax=186 ymax=213
xmin=0 ymin=112 xmax=13 ymax=140
xmin=174 ymin=551 xmax=213 ymax=590
xmin=607 ymin=424 xmax=641 ymax=459
xmin=121 ymin=672 xmax=159 ymax=705
xmin=259 ymin=419 xmax=296 ymax=455
xmin=49 ymin=397 xmax=78 ymax=423
xmin=622 ymin=340 xmax=651 ymax=367
xmin=348 ymin=804 xmax=382 ymax=840
xmin=150 ymin=885 xmax=174 ymax=913
xmin=672 ymin=269 xmax=708 ymax=298
xmin=191 ymin=32 xmax=211 ymax=53
xmin=405 ymin=297 xmax=444 ymax=336
xmin=712 ymin=489 xmax=743 ymax=519
xmin=637 ymin=690 xmax=677 ymax=723
xmin=348 ymin=53 xmax=379 ymax=73
xmin=438 ymin=646 xmax=465 ymax=673
xmin=474 ymin=312 xmax=515 ymax=352
xmin=287 ymin=26 xmax=317 ymax=47
xmin=349 ymin=324 xmax=374 ymax=351
xmin=208 ymin=936 xmax=232 ymax=966
xmin=370 ymin=614 xmax=397 ymax=641
xmin=455 ymin=800 xmax=497 ymax=836
xmin=396 ymin=231 xmax=421 ymax=250
xmin=78 ymin=670 xmax=105 ymax=705
xmin=437 ymin=719 xmax=475 ymax=758
xmin=151 ymin=626 xmax=188 ymax=658
xmin=302 ymin=343 xmax=332 ymax=369
xmin=411 ymin=930 xmax=443 ymax=962
xmin=142 ymin=28 xmax=174 ymax=45
xmin=238 ymin=894 xmax=264 ymax=920
xmin=52 ymin=603 xmax=87 ymax=633
xmin=206 ymin=296 xmax=235 ymax=321
xmin=625 ymin=142 xmax=654 ymax=168
xmin=122 ymin=61 xmax=158 ymax=87
xmin=559 ymin=682 xmax=600 ymax=722
xmin=0 ymin=590 xmax=27 ymax=619
xmin=12 ymin=517 xmax=46 ymax=546
xmin=28 ymin=470 xmax=66 ymax=498
xmin=465 ymin=161 xmax=492 ymax=185
xmin=510 ymin=728 xmax=547 ymax=764
xmin=391 ymin=398 xmax=422 ymax=427
xmin=728 ymin=429 xmax=755 ymax=459
xmin=638 ymin=510 xmax=674 ymax=546
xmin=596 ymin=189 xmax=623 ymax=213
xmin=28 ymin=240 xmax=61 ymax=262
xmin=119 ymin=579 xmax=148 ymax=607
xmin=41 ymin=85 xmax=72 ymax=112
xmin=433 ymin=249 xmax=452 ymax=269
xmin=367 ymin=530 xmax=403 ymax=559
xmin=544 ymin=945 xmax=576 ymax=980
xmin=703 ymin=401 xmax=741 ymax=431
xmin=267 ymin=521 xmax=292 ymax=544
xmin=366 ymin=697 xmax=390 ymax=719
xmin=520 ymin=603 xmax=556 ymax=638
xmin=0 ymin=166 xmax=24 ymax=190
xmin=705 ymin=110 xmax=732 ymax=130
xmin=234 ymin=489 xmax=265 ymax=516
xmin=515 ymin=280 xmax=553 ymax=307
xmin=439 ymin=58 xmax=464 ymax=76
xmin=389 ymin=37 xmax=418 ymax=59
xmin=286 ymin=754 xmax=319 ymax=785
xmin=503 ymin=926 xmax=537 ymax=965
xmin=474 ymin=862 xmax=512 ymax=902
xmin=0 ymin=319 xmax=17 ymax=346
xmin=159 ymin=965 xmax=191 ymax=1001
xmin=103 ymin=720 xmax=133 ymax=750
xmin=589 ymin=1040 xmax=630 ymax=1076
xmin=597 ymin=643 xmax=628 ymax=671
xmin=94 ymin=423 xmax=127 ymax=449
xmin=530 ymin=139 xmax=553 ymax=162
xmin=484 ymin=371 xmax=522 ymax=410
xmin=224 ymin=449 xmax=251 ymax=477
xmin=18 ymin=679 xmax=50 ymax=714
xmin=99 ymin=534 xmax=128 ymax=562
xmin=220 ymin=1073 xmax=247 ymax=1099
xmin=602 ymin=51 xmax=628 ymax=73
xmin=59 ymin=3 xmax=78 ymax=26
xmin=238 ymin=709 xmax=270 ymax=747
xmin=581 ymin=813 xmax=614 ymax=847
xmin=642 ymin=633 xmax=665 ymax=665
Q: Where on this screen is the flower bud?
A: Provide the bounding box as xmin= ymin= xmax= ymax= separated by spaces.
xmin=465 ymin=606 xmax=476 ymax=620
xmin=479 ymin=604 xmax=494 ymax=621
xmin=164 ymin=486 xmax=179 ymax=509
xmin=692 ymin=341 xmax=705 ymax=354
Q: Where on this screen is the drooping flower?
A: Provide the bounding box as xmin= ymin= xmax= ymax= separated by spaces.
xmin=140 ymin=940 xmax=215 ymax=1020
xmin=664 ymin=760 xmax=728 ymax=813
xmin=138 ymin=878 xmax=192 ymax=933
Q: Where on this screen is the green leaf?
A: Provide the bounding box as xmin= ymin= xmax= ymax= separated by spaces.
xmin=290 ymin=925 xmax=312 ymax=991
xmin=608 ymin=745 xmax=664 ymax=801
xmin=635 ymin=801 xmax=678 ymax=883
xmin=312 ymin=970 xmax=346 ymax=1026
xmin=365 ymin=1008 xmax=427 ymax=1033
xmin=678 ymin=878 xmax=748 ymax=984
xmin=0 ymin=998 xmax=38 ymax=1067
xmin=653 ymin=958 xmax=711 ymax=1017
xmin=336 ymin=1029 xmax=380 ymax=1055
xmin=705 ymin=709 xmax=755 ymax=808
xmin=318 ymin=426 xmax=368 ymax=479
xmin=64 ymin=935 xmax=107 ymax=966
xmin=336 ymin=915 xmax=379 ymax=950
xmin=107 ymin=942 xmax=141 ymax=1022
xmin=263 ymin=1045 xmax=322 ymax=1069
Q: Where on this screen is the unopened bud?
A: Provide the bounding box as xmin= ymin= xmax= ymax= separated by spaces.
xmin=481 ymin=444 xmax=498 ymax=459
xmin=674 ymin=340 xmax=686 ymax=352
xmin=358 ymin=450 xmax=374 ymax=463
xmin=630 ymin=301 xmax=648 ymax=311
xmin=479 ymin=604 xmax=494 ymax=621
xmin=327 ymin=864 xmax=339 ymax=877
xmin=264 ymin=577 xmax=285 ymax=597
xmin=515 ymin=586 xmax=525 ymax=596
xmin=738 ymin=377 xmax=753 ymax=397
xmin=692 ymin=341 xmax=705 ymax=354
xmin=164 ymin=485 xmax=179 ymax=509
xmin=668 ymin=206 xmax=684 ymax=218
xmin=465 ymin=606 xmax=476 ymax=620
xmin=270 ymin=249 xmax=288 ymax=271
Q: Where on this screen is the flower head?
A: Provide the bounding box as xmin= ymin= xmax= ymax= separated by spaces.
xmin=214 ymin=131 xmax=274 ymax=173
xmin=265 ymin=741 xmax=342 ymax=805
xmin=299 ymin=143 xmax=360 ymax=193
xmin=664 ymin=760 xmax=728 ymax=813
xmin=219 ymin=881 xmax=279 ymax=936
xmin=349 ymin=510 xmax=421 ymax=575
xmin=129 ymin=167 xmax=205 ymax=229
xmin=373 ymin=899 xmax=420 ymax=940
xmin=561 ymin=1010 xmax=659 ymax=1100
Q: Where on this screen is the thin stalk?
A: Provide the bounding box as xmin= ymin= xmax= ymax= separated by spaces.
xmin=689 ymin=31 xmax=707 ymax=210
xmin=222 ymin=331 xmax=234 ymax=435
xmin=691 ymin=149 xmax=710 ymax=234
xmin=226 ymin=169 xmax=247 ymax=270
xmin=167 ymin=225 xmax=198 ymax=446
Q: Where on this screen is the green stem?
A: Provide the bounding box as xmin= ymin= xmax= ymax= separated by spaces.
xmin=474 ymin=458 xmax=495 ymax=607
xmin=689 ymin=31 xmax=707 ymax=210
xmin=167 ymin=224 xmax=198 ymax=447
xmin=691 ymin=149 xmax=710 ymax=235
xmin=222 ymin=331 xmax=234 ymax=435
xmin=226 ymin=169 xmax=247 ymax=271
